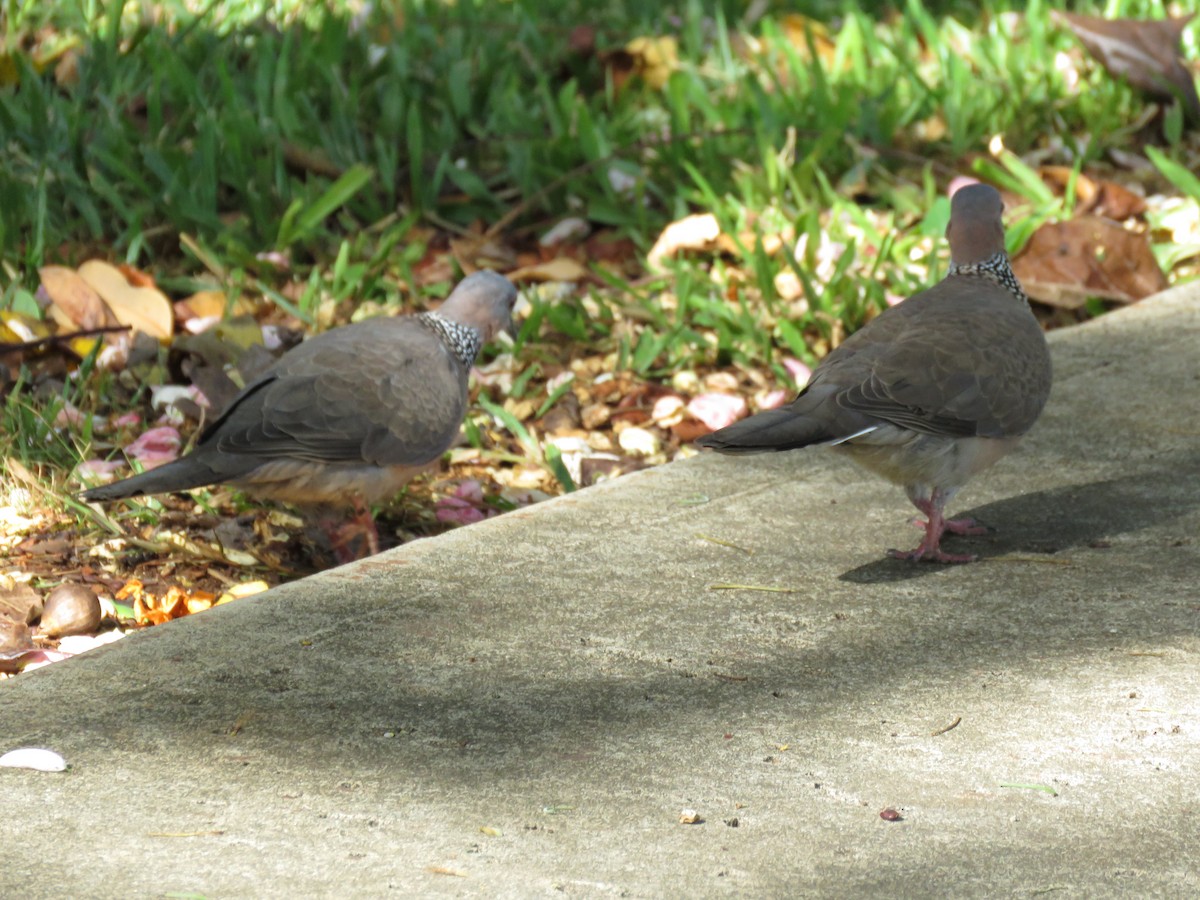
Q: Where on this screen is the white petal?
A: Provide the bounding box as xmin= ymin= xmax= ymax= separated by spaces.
xmin=0 ymin=748 xmax=68 ymax=772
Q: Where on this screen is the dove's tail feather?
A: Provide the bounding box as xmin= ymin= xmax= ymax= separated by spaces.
xmin=694 ymin=408 xmax=847 ymax=454
xmin=79 ymin=455 xmax=232 ymax=502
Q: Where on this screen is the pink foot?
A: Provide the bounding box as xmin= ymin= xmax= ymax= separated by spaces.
xmin=891 ymin=489 xmax=982 ymax=564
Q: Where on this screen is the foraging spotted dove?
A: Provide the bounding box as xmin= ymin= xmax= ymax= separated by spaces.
xmin=81 ymin=271 xmax=518 ymax=556
xmin=695 ymin=184 xmax=1052 ymax=563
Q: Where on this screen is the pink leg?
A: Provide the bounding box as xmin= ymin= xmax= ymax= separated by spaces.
xmin=321 ymin=497 xmax=381 ymax=563
xmin=909 ymin=514 xmax=989 ymax=536
xmin=889 ymin=490 xmax=979 ymax=564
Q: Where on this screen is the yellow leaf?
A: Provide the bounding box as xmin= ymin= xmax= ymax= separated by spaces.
xmin=781 ymin=14 xmax=838 ymax=67
xmin=625 ymin=35 xmax=679 ymax=89
xmin=216 ymin=580 xmax=270 ymax=605
xmin=77 ymin=260 xmax=174 ymax=341
xmin=506 ymin=258 xmax=590 ymax=282
xmin=0 ymin=311 xmax=51 ymax=344
xmin=178 ymin=289 xmax=242 ymax=320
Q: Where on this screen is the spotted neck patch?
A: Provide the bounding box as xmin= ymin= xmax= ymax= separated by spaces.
xmin=949 ymin=250 xmax=1028 ymax=303
xmin=419 ymin=312 xmax=483 ymax=368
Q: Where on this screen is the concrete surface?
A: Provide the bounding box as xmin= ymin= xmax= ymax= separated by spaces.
xmin=2 ymin=284 xmax=1199 ymax=899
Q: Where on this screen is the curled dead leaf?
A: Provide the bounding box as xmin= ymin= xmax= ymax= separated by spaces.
xmin=77 ymin=260 xmax=174 ymax=340
xmin=38 ymin=265 xmax=115 ymax=331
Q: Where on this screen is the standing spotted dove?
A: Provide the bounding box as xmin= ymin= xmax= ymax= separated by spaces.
xmin=695 ymin=184 xmax=1052 ymax=563
xmin=81 ymin=271 xmax=518 ymax=556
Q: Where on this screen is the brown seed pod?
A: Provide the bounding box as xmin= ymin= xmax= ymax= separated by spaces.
xmin=39 ymin=584 xmax=102 ymax=638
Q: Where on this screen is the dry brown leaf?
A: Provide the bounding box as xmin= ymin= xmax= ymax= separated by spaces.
xmin=449 ymin=236 xmax=518 ymax=274
xmin=1038 ymin=166 xmax=1147 ymax=220
xmin=77 ymin=260 xmax=174 ymax=340
xmin=1012 ymin=216 xmax=1168 ymax=308
xmin=507 ymin=257 xmax=591 ymax=283
xmin=1054 ymin=12 xmax=1200 ymax=122
xmin=38 ymin=265 xmax=115 ymax=332
xmin=0 ymin=579 xmax=42 ymax=630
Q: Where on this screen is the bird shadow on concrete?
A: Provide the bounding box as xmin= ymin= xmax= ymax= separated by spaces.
xmin=838 ymin=458 xmax=1200 ymax=584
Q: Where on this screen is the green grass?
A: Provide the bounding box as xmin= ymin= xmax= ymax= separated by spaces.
xmin=1 ymin=0 xmax=1197 ymax=492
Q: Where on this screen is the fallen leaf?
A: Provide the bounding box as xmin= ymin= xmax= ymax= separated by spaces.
xmin=0 ymin=579 xmax=42 ymax=628
xmin=1054 ymin=12 xmax=1200 ymax=122
xmin=507 ymin=257 xmax=591 ymax=283
xmin=38 ymin=265 xmax=115 ymax=331
xmin=1012 ymin=216 xmax=1168 ymax=308
xmin=647 ymin=213 xmax=722 ymax=270
xmin=1038 ymin=166 xmax=1147 ymax=219
xmin=780 ymin=14 xmax=838 ymax=68
xmin=77 ymin=260 xmax=174 ymax=340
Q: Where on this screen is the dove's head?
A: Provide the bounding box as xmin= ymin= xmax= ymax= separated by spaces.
xmin=437 ymin=270 xmax=519 ymax=342
xmin=946 ymin=183 xmax=1006 ymax=267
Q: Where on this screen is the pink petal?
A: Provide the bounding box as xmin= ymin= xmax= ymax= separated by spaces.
xmin=687 ymin=393 xmax=748 ymax=431
xmin=758 ymin=389 xmax=790 ymax=410
xmin=111 ymin=412 xmax=142 ymax=429
xmin=454 ymin=480 xmax=486 ymax=504
xmin=885 ymin=292 xmax=906 ymax=307
xmin=76 ymin=459 xmax=127 ymax=480
xmin=124 ymin=426 xmax=182 ymax=468
xmin=948 ymin=176 xmax=980 ymax=198
xmin=782 ymin=358 xmax=812 ymax=386
xmin=435 ymin=497 xmax=486 ymax=525
xmin=53 ymin=402 xmax=88 ymax=429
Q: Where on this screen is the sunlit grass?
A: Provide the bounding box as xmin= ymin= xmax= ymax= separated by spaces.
xmin=0 ymin=0 xmax=1196 ymax=484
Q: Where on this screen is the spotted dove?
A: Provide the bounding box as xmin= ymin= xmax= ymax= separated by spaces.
xmin=82 ymin=271 xmax=518 ymax=553
xmin=695 ymin=184 xmax=1052 ymax=563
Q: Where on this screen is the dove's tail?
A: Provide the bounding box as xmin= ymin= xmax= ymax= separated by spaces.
xmin=694 ymin=408 xmax=834 ymax=454
xmin=695 ymin=404 xmax=882 ymax=454
xmin=79 ymin=455 xmax=230 ymax=502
